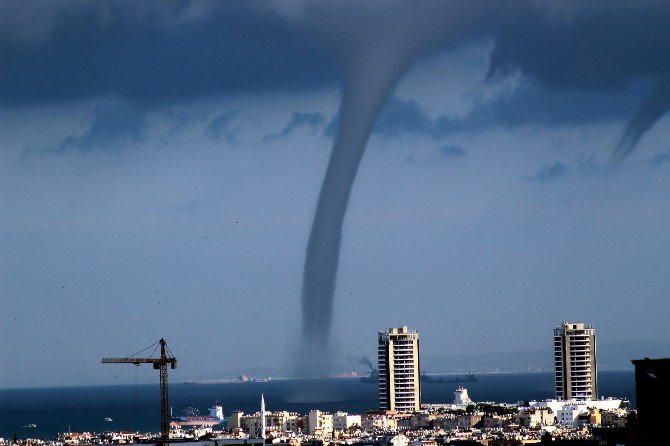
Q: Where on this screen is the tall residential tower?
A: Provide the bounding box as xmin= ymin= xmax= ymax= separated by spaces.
xmin=378 ymin=326 xmax=421 ymax=412
xmin=554 ymin=322 xmax=598 ymax=400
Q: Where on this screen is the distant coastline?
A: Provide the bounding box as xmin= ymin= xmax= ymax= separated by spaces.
xmin=0 ymin=371 xmax=635 ymax=440
xmin=0 ymin=368 xmax=641 ymax=391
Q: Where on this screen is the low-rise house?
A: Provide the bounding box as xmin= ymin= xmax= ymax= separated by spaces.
xmin=362 ymin=414 xmax=398 ymax=432
xmin=379 ymin=434 xmax=409 ymax=446
xmin=334 ymin=412 xmax=362 ymax=432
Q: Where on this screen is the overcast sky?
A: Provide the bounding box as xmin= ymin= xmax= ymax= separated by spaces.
xmin=2 ymin=0 xmax=670 ymax=388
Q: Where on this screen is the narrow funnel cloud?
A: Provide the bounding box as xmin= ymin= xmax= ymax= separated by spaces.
xmin=301 ymin=42 xmax=414 ymax=351
xmin=299 ymin=0 xmax=503 ymax=375
xmin=613 ymin=76 xmax=670 ymax=163
xmin=297 ymin=1 xmax=499 ymax=373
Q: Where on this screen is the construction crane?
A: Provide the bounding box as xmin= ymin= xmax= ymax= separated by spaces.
xmin=102 ymin=338 xmax=177 ymax=444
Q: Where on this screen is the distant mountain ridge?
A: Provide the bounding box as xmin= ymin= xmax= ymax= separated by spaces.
xmin=421 ymin=339 xmax=670 ymax=373
xmin=181 ymin=339 xmax=670 ymax=382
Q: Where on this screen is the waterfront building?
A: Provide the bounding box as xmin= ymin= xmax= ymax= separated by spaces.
xmin=378 ymin=326 xmax=421 ymax=412
xmin=553 ymin=322 xmax=598 ymax=400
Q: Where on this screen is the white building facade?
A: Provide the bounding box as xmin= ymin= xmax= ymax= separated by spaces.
xmin=333 ymin=412 xmax=361 ymax=431
xmin=529 ymin=398 xmax=623 ymax=427
xmin=307 ymin=410 xmax=333 ymax=439
xmin=378 ymin=326 xmax=421 ymax=413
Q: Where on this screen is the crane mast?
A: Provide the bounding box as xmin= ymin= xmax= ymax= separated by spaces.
xmin=102 ymin=338 xmax=177 ymax=445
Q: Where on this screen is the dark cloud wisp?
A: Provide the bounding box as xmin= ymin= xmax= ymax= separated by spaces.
xmin=439 ymin=145 xmax=466 ymax=159
xmin=649 ymin=151 xmax=670 ymax=166
xmin=26 ymin=104 xmax=147 ymax=156
xmin=264 ymin=112 xmax=326 ymax=141
xmin=528 ymin=161 xmax=568 ymax=183
xmin=205 ymin=111 xmax=239 ymax=143
xmin=326 ymin=88 xmax=643 ymax=142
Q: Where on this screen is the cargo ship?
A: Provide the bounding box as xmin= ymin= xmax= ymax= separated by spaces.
xmin=421 ymin=372 xmax=477 ymax=383
xmin=360 ymin=369 xmax=379 ymax=383
xmin=361 ymin=370 xmax=476 ymax=383
xmin=170 ymin=403 xmax=225 ymax=427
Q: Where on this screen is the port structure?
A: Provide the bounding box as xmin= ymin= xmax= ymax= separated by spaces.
xmin=102 ymin=338 xmax=177 ymax=445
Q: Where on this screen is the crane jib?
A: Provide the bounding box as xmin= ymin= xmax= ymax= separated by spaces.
xmin=101 ymin=338 xmax=176 ymax=445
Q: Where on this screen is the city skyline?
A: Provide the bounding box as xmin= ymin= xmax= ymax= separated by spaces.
xmin=2 ymin=1 xmax=670 ymax=388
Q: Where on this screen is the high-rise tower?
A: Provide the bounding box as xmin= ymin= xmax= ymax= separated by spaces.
xmin=554 ymin=322 xmax=598 ymax=400
xmin=378 ymin=326 xmax=421 ymax=412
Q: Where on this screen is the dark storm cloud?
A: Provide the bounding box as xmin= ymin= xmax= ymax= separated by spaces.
xmin=486 ymin=2 xmax=670 ymax=160
xmin=3 ymin=1 xmax=669 ymax=157
xmin=27 ymin=104 xmax=147 ymax=155
xmin=0 ymin=2 xmax=340 ymax=106
xmin=487 ymin=3 xmax=670 ymax=91
xmin=264 ymin=112 xmax=326 ymax=141
xmin=205 ymin=111 xmax=239 ymax=143
xmin=4 ymin=0 xmax=670 ymax=367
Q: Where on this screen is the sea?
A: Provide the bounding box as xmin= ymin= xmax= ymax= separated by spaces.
xmin=0 ymin=371 xmax=635 ymax=440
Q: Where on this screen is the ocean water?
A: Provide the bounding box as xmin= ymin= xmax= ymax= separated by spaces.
xmin=0 ymin=371 xmax=635 ymax=440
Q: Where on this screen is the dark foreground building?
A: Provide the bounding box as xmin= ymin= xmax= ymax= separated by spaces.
xmin=631 ymin=358 xmax=670 ymax=445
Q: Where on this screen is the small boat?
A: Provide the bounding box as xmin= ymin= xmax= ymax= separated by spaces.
xmin=23 ymin=424 xmax=37 ymax=428
xmin=105 ymin=417 xmax=114 ymax=422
